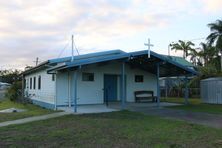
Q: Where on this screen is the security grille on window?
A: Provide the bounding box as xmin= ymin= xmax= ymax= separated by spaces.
xmin=135 ymin=75 xmax=144 ymax=82
xmin=30 ymin=78 xmax=32 ymax=89
xmin=82 ymin=73 xmax=94 ymax=81
xmin=33 ymin=77 xmax=36 ymax=89
xmin=52 ymin=74 xmax=55 ymax=81
xmin=38 ymin=76 xmax=41 ymax=90
xmin=27 ymin=79 xmax=29 ymax=89
xmin=24 ymin=79 xmax=26 ymax=89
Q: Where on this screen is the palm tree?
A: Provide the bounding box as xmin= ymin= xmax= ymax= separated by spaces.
xmin=188 ymin=43 xmax=218 ymax=67
xmin=188 ymin=48 xmax=200 ymax=66
xmin=200 ymin=43 xmax=218 ymax=66
xmin=170 ymin=40 xmax=195 ymax=58
xmin=207 ymin=19 xmax=222 ymax=71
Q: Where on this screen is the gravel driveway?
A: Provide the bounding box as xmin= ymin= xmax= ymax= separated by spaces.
xmin=129 ymin=107 xmax=222 ymax=129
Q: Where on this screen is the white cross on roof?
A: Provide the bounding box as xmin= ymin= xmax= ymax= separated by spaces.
xmin=144 ymin=38 xmax=154 ymax=58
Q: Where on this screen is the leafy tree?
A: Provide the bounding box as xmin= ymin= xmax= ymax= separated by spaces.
xmin=207 ymin=19 xmax=222 ymax=71
xmin=5 ymin=81 xmax=22 ymax=101
xmin=0 ymin=69 xmax=21 ymax=84
xmin=188 ymin=48 xmax=200 ymax=66
xmin=199 ymin=43 xmax=218 ymax=66
xmin=170 ymin=40 xmax=195 ymax=58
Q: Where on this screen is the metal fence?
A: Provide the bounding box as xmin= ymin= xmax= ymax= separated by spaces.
xmin=161 ymin=88 xmax=200 ymax=98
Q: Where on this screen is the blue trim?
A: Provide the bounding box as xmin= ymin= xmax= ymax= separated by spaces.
xmin=66 ymin=53 xmax=128 ymax=68
xmin=47 ymin=49 xmax=198 ymax=76
xmin=49 ymin=50 xmax=124 ymax=64
xmin=67 ymin=50 xmax=197 ymax=75
xmin=121 ymin=62 xmax=126 ymax=109
xmin=32 ymin=100 xmax=55 ymax=110
xmin=73 ymin=69 xmax=78 ymax=113
xmin=156 ymin=63 xmax=160 ymax=108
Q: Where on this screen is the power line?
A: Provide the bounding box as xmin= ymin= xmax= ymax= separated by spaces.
xmin=170 ymin=37 xmax=206 ymax=44
xmin=73 ymin=35 xmax=80 ymax=55
xmin=58 ymin=34 xmax=80 ymax=58
xmin=189 ymin=37 xmax=205 ymax=41
xmin=58 ymin=40 xmax=70 ymax=58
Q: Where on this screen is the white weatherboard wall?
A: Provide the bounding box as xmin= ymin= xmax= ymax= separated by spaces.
xmin=56 ymin=61 xmax=157 ymax=105
xmin=24 ymin=69 xmax=55 ymax=105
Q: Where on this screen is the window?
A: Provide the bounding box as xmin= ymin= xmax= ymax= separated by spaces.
xmin=24 ymin=79 xmax=26 ymax=89
xmin=33 ymin=77 xmax=36 ymax=89
xmin=52 ymin=74 xmax=55 ymax=81
xmin=82 ymin=73 xmax=94 ymax=81
xmin=135 ymin=75 xmax=144 ymax=83
xmin=26 ymin=79 xmax=29 ymax=89
xmin=38 ymin=76 xmax=41 ymax=90
xmin=30 ymin=78 xmax=32 ymax=89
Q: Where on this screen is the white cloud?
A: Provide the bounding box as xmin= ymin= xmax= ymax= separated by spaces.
xmin=201 ymin=0 xmax=222 ymax=13
xmin=0 ymin=0 xmax=221 ymax=70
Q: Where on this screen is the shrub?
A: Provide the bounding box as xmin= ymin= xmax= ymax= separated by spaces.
xmin=5 ymin=81 xmax=22 ymax=101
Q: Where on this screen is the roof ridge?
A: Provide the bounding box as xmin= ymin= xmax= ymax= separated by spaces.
xmin=49 ymin=49 xmax=125 ymax=64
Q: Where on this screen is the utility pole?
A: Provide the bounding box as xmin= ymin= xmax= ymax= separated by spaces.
xmin=71 ymin=35 xmax=74 ymax=62
xmin=33 ymin=57 xmax=39 ymax=66
xmin=168 ymin=44 xmax=171 ymax=56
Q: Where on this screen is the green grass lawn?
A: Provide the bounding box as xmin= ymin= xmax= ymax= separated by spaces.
xmin=161 ymin=97 xmax=201 ymax=104
xmin=162 ymin=97 xmax=222 ymax=115
xmin=0 ymin=99 xmax=55 ymax=122
xmin=0 ymin=111 xmax=222 ymax=147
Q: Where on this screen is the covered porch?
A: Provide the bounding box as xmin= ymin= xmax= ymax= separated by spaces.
xmin=48 ymin=50 xmax=197 ymax=113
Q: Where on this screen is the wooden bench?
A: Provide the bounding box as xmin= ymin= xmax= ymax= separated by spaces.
xmin=134 ymin=91 xmax=157 ymax=102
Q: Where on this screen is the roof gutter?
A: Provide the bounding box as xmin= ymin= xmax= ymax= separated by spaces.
xmin=21 ymin=60 xmax=49 ymax=76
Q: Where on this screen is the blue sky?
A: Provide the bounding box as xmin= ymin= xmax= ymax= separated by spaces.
xmin=0 ymin=0 xmax=221 ymax=69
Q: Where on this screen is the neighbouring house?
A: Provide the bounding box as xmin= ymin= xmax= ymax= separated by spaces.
xmin=21 ymin=50 xmax=197 ymax=112
xmin=0 ymin=82 xmax=11 ymax=90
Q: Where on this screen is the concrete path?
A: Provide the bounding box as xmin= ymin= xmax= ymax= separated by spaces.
xmin=0 ymin=112 xmax=70 ymax=128
xmin=0 ymin=89 xmax=6 ymax=100
xmin=58 ymin=105 xmax=119 ymax=114
xmin=128 ymin=107 xmax=222 ymax=129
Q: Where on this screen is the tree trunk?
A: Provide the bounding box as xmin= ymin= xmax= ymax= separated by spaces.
xmin=183 ymin=51 xmax=185 ymax=58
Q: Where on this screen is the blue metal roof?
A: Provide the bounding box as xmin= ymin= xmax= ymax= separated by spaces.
xmin=47 ymin=49 xmax=198 ymax=77
xmin=49 ymin=49 xmax=125 ymax=64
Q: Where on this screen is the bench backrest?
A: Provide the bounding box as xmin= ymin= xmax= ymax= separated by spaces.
xmin=134 ymin=91 xmax=154 ymax=96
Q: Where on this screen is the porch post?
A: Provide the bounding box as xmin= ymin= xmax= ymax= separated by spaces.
xmin=54 ymin=73 xmax=57 ymax=110
xmin=121 ymin=61 xmax=126 ymax=109
xmin=73 ymin=69 xmax=78 ymax=113
xmin=184 ymin=76 xmax=189 ymax=105
xmin=68 ymin=71 xmax=71 ymax=107
xmin=156 ymin=63 xmax=160 ymax=108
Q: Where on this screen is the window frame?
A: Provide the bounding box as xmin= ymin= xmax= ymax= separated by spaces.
xmin=30 ymin=77 xmax=32 ymax=89
xmin=24 ymin=79 xmax=26 ymax=89
xmin=26 ymin=79 xmax=29 ymax=89
xmin=82 ymin=72 xmax=94 ymax=82
xmin=135 ymin=75 xmax=144 ymax=83
xmin=38 ymin=75 xmax=41 ymax=90
xmin=52 ymin=74 xmax=55 ymax=81
xmin=33 ymin=77 xmax=36 ymax=89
